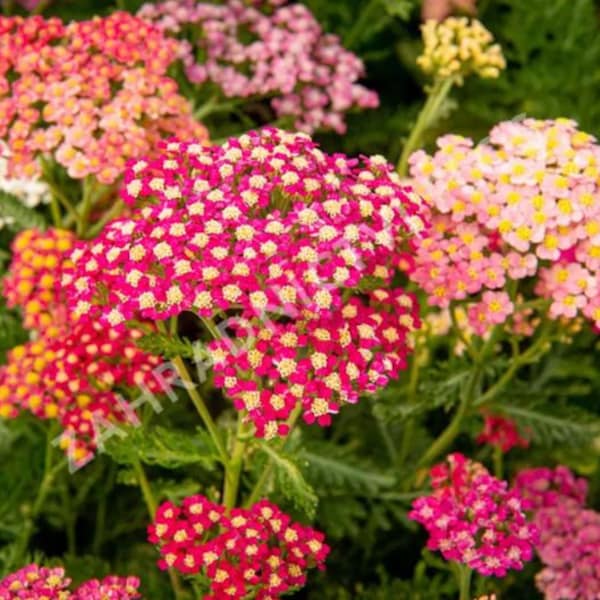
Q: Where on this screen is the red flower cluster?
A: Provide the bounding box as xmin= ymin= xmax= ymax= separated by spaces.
xmin=65 ymin=128 xmax=426 ymax=437
xmin=409 ymin=453 xmax=538 ymax=577
xmin=0 ymin=228 xmax=164 ymax=466
xmin=0 ymin=12 xmax=207 ymax=183
xmin=476 ymin=413 xmax=529 ymax=453
xmin=148 ymin=495 xmax=329 ymax=599
xmin=0 ymin=564 xmax=139 ymax=599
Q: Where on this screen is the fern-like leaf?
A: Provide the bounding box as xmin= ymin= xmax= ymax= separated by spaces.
xmin=0 ymin=191 xmax=46 ymax=232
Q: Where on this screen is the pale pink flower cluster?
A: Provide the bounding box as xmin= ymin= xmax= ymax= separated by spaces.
xmin=64 ymin=128 xmax=426 ymax=437
xmin=0 ymin=564 xmax=139 ymax=599
xmin=409 ymin=118 xmax=600 ymax=333
xmin=409 ymin=453 xmax=538 ymax=577
xmin=514 ymin=466 xmax=600 ymax=599
xmin=137 ymin=0 xmax=379 ymax=133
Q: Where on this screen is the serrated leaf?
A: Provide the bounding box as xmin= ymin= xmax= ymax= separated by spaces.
xmin=104 ymin=426 xmax=220 ymax=469
xmin=257 ymin=442 xmax=318 ymax=519
xmin=0 ymin=191 xmax=46 ymax=232
xmin=492 ymin=401 xmax=600 ymax=447
xmin=301 ymin=444 xmax=395 ymax=495
xmin=135 ymin=331 xmax=203 ymax=360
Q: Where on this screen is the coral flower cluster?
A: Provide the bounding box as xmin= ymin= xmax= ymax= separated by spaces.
xmin=0 ymin=228 xmax=164 ymax=465
xmin=0 ymin=564 xmax=140 ymax=599
xmin=409 ymin=453 xmax=538 ymax=577
xmin=137 ymin=0 xmax=378 ymax=133
xmin=148 ymin=496 xmax=329 ymax=599
xmin=65 ymin=128 xmax=426 ymax=437
xmin=417 ymin=17 xmax=505 ymax=82
xmin=514 ymin=466 xmax=600 ymax=600
xmin=0 ymin=12 xmax=207 ymax=183
xmin=409 ymin=118 xmax=600 ymax=333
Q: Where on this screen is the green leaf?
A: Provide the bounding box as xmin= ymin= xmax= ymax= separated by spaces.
xmin=0 ymin=191 xmax=47 ymax=232
xmin=0 ymin=301 xmax=28 ymax=361
xmin=301 ymin=443 xmax=395 ymax=495
xmin=135 ymin=331 xmax=204 ymax=360
xmin=257 ymin=442 xmax=318 ymax=519
xmin=492 ymin=401 xmax=600 ymax=447
xmin=104 ymin=426 xmax=220 ymax=469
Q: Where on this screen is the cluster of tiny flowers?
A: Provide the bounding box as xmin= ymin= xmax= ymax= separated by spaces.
xmin=409 ymin=118 xmax=600 ymax=333
xmin=0 ymin=228 xmax=164 ymax=465
xmin=2 ymin=228 xmax=74 ymax=331
xmin=476 ymin=413 xmax=529 ymax=453
xmin=417 ymin=17 xmax=505 ymax=83
xmin=137 ymin=0 xmax=378 ymax=133
xmin=0 ymin=12 xmax=208 ymax=183
xmin=148 ymin=496 xmax=329 ymax=599
xmin=0 ymin=564 xmax=140 ymax=600
xmin=514 ymin=466 xmax=600 ymax=599
xmin=409 ymin=453 xmax=538 ymax=577
xmin=65 ymin=128 xmax=426 ymax=437
xmin=0 ymin=143 xmax=49 ymax=230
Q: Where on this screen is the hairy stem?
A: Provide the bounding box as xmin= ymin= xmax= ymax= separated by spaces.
xmin=397 ymin=77 xmax=455 ymax=176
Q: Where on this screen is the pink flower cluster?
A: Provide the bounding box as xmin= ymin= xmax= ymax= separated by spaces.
xmin=409 ymin=118 xmax=600 ymax=333
xmin=476 ymin=413 xmax=529 ymax=452
xmin=64 ymin=128 xmax=426 ymax=437
xmin=0 ymin=12 xmax=207 ymax=183
xmin=514 ymin=466 xmax=600 ymax=599
xmin=0 ymin=564 xmax=139 ymax=599
xmin=0 ymin=229 xmax=164 ymax=466
xmin=137 ymin=0 xmax=378 ymax=133
xmin=148 ymin=495 xmax=329 ymax=599
xmin=409 ymin=453 xmax=538 ymax=577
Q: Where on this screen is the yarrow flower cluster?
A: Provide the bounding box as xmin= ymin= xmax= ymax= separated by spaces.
xmin=514 ymin=466 xmax=600 ymax=599
xmin=0 ymin=143 xmax=50 ymax=230
xmin=409 ymin=118 xmax=600 ymax=333
xmin=65 ymin=128 xmax=426 ymax=437
xmin=409 ymin=453 xmax=538 ymax=577
xmin=148 ymin=496 xmax=329 ymax=599
xmin=137 ymin=0 xmax=378 ymax=133
xmin=476 ymin=413 xmax=529 ymax=453
xmin=0 ymin=12 xmax=208 ymax=183
xmin=0 ymin=228 xmax=165 ymax=465
xmin=417 ymin=17 xmax=505 ymax=83
xmin=0 ymin=564 xmax=140 ymax=599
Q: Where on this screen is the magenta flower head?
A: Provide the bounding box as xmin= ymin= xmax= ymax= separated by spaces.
xmin=65 ymin=127 xmax=428 ymax=437
xmin=409 ymin=453 xmax=538 ymax=577
xmin=148 ymin=495 xmax=328 ymax=598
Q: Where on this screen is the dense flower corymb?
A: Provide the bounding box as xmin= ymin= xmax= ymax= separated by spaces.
xmin=514 ymin=466 xmax=600 ymax=600
xmin=409 ymin=453 xmax=538 ymax=577
xmin=138 ymin=0 xmax=378 ymax=133
xmin=409 ymin=118 xmax=600 ymax=332
xmin=0 ymin=564 xmax=140 ymax=599
xmin=148 ymin=495 xmax=328 ymax=599
xmin=65 ymin=127 xmax=427 ymax=437
xmin=417 ymin=17 xmax=505 ymax=82
xmin=0 ymin=228 xmax=166 ymax=466
xmin=0 ymin=12 xmax=207 ymax=183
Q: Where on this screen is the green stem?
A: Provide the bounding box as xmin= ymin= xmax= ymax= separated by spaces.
xmin=133 ymin=460 xmax=186 ymax=600
xmin=397 ymin=77 xmax=455 ymax=176
xmin=244 ymin=403 xmax=302 ymax=507
xmin=417 ymin=366 xmax=480 ymax=469
xmin=76 ymin=176 xmax=95 ymax=237
xmin=32 ymin=0 xmax=51 ymax=13
xmin=344 ymin=0 xmax=379 ymax=49
xmin=85 ymin=199 xmax=124 ymax=239
xmin=10 ymin=428 xmax=65 ymax=570
xmin=458 ymin=564 xmax=472 ymax=600
xmin=398 ymin=345 xmax=422 ymax=467
xmin=222 ymin=415 xmax=249 ymax=510
xmin=492 ymin=445 xmax=503 ymax=479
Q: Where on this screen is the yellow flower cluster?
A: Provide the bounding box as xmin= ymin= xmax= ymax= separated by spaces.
xmin=417 ymin=17 xmax=506 ymax=83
